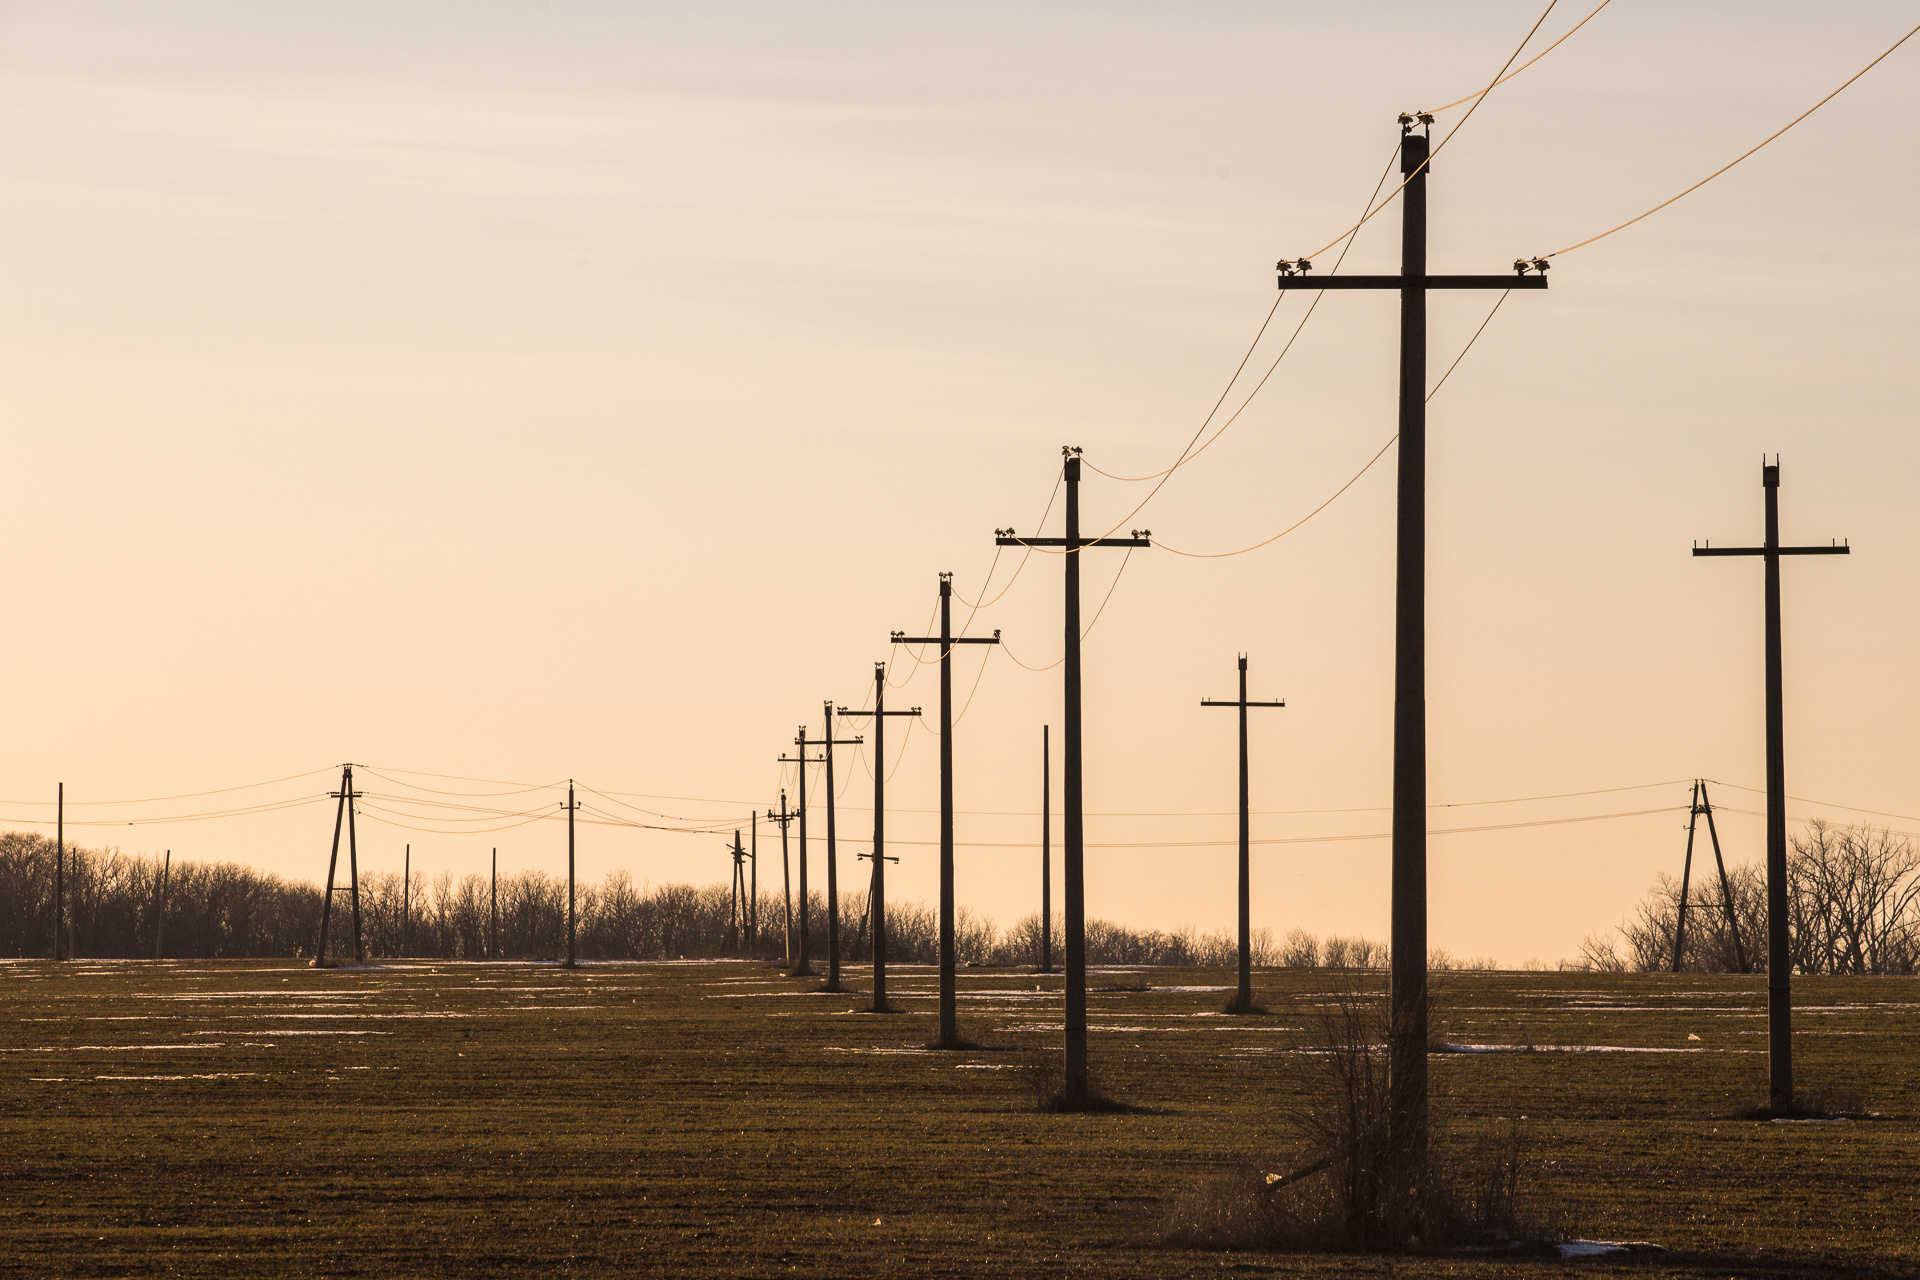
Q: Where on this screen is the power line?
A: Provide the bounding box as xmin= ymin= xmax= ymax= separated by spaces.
xmin=1422 ymin=0 xmax=1614 ymax=114
xmin=1544 ymin=18 xmax=1920 ymax=260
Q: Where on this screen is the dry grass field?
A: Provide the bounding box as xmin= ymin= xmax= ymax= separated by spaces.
xmin=1 ymin=958 xmax=1915 ymax=1277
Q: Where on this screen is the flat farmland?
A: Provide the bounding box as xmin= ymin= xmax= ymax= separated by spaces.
xmin=1 ymin=960 xmax=1915 ymax=1277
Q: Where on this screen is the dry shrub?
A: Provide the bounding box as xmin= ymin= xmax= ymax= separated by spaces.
xmin=1166 ymin=975 xmax=1559 ymax=1254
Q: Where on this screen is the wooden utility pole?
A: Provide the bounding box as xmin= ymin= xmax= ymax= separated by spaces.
xmin=837 ymin=663 xmax=920 ymax=1012
xmin=996 ymin=448 xmax=1150 ymax=1105
xmin=894 ymin=573 xmax=1001 ymax=1048
xmin=748 ymin=814 xmax=758 ymax=952
xmin=153 ymin=849 xmax=170 ymax=960
xmin=490 ymin=847 xmax=498 ymax=961
xmin=315 ymin=764 xmax=366 ymax=966
xmin=53 ymin=782 xmax=64 ymax=962
xmin=402 ymin=844 xmax=411 ymax=959
xmin=1273 ymin=118 xmax=1547 ymax=1160
xmin=816 ymin=703 xmax=861 ymax=991
xmin=767 ymin=791 xmax=797 ymax=965
xmin=562 ymin=781 xmax=581 ymax=967
xmin=1693 ymin=458 xmax=1849 ymax=1110
xmin=1672 ymin=780 xmax=1747 ymax=975
xmin=1040 ymin=725 xmax=1052 ymax=973
xmin=727 ymin=831 xmax=746 ymax=954
xmin=778 ymin=737 xmax=825 ymax=976
xmin=1202 ymin=655 xmax=1285 ymax=1014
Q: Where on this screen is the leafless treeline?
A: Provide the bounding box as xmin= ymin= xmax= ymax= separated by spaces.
xmin=5 ymin=829 xmax=1445 ymax=968
xmin=0 ymin=832 xmax=318 ymax=959
xmin=1579 ymin=821 xmax=1920 ymax=975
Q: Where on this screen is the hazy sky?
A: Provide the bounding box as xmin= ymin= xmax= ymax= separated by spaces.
xmin=4 ymin=1 xmax=1917 ymax=964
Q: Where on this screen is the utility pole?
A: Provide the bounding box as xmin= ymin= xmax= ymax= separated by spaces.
xmin=562 ymin=781 xmax=581 ymax=967
xmin=812 ymin=704 xmax=861 ymax=991
xmin=767 ymin=792 xmax=797 ymax=966
xmin=1673 ymin=781 xmax=1746 ymax=975
xmin=837 ymin=662 xmax=920 ymax=1012
xmin=1273 ymin=117 xmax=1548 ymax=1161
xmin=749 ymin=814 xmax=758 ymax=953
xmin=1202 ymin=655 xmax=1286 ymax=1014
xmin=726 ymin=832 xmax=745 ymax=954
xmin=315 ymin=764 xmax=366 ymax=966
xmin=893 ymin=572 xmax=1001 ymax=1049
xmin=490 ymin=847 xmax=498 ymax=961
xmin=1041 ymin=726 xmax=1052 ymax=973
xmin=779 ymin=737 xmax=825 ymax=976
xmin=1693 ymin=458 xmax=1848 ymax=1110
xmin=53 ymin=782 xmax=64 ymax=962
xmin=402 ymin=843 xmax=411 ymax=959
xmin=995 ymin=448 xmax=1149 ymax=1105
xmin=153 ymin=849 xmax=170 ymax=960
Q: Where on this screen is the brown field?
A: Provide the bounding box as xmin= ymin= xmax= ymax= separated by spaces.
xmin=1 ymin=959 xmax=1915 ymax=1277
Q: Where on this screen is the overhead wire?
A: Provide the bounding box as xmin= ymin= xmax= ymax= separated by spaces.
xmin=1298 ymin=0 xmax=1563 ymax=262
xmin=1422 ymin=0 xmax=1614 ymax=114
xmin=0 ymin=766 xmax=337 ymax=808
xmin=1544 ymin=18 xmax=1920 ymax=260
xmin=1150 ymin=274 xmax=1519 ymax=559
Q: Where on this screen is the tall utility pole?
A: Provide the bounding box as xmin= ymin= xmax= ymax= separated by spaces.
xmin=53 ymin=782 xmax=64 ymax=961
xmin=779 ymin=736 xmax=825 ymax=976
xmin=767 ymin=792 xmax=797 ymax=965
xmin=748 ymin=814 xmax=758 ymax=952
xmin=402 ymin=844 xmax=411 ymax=959
xmin=1041 ymin=726 xmax=1052 ymax=973
xmin=894 ymin=572 xmax=1001 ymax=1049
xmin=315 ymin=764 xmax=366 ymax=966
xmin=1202 ymin=655 xmax=1285 ymax=1014
xmin=1673 ymin=781 xmax=1746 ymax=975
xmin=562 ymin=781 xmax=581 ymax=967
xmin=837 ymin=662 xmax=920 ymax=1012
xmin=1693 ymin=458 xmax=1848 ymax=1111
xmin=815 ymin=703 xmax=861 ymax=991
xmin=1273 ymin=117 xmax=1547 ymax=1160
xmin=490 ymin=847 xmax=498 ymax=961
xmin=153 ymin=849 xmax=171 ymax=960
xmin=996 ymin=447 xmax=1150 ymax=1105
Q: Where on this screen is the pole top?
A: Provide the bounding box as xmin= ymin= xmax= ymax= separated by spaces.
xmin=1763 ymin=457 xmax=1779 ymax=488
xmin=1238 ymin=654 xmax=1247 ymax=670
xmin=1400 ymin=129 xmax=1430 ymax=172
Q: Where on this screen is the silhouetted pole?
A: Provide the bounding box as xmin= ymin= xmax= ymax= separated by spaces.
xmin=1273 ymin=118 xmax=1548 ymax=1164
xmin=894 ymin=572 xmax=1001 ymax=1048
xmin=153 ymin=849 xmax=170 ymax=960
xmin=490 ymin=847 xmax=497 ymax=961
xmin=997 ymin=448 xmax=1150 ymax=1104
xmin=53 ymin=782 xmax=64 ymax=961
xmin=1700 ymin=786 xmax=1747 ymax=973
xmin=838 ymin=662 xmax=920 ymax=1012
xmin=749 ymin=814 xmax=758 ymax=951
xmin=1202 ymin=655 xmax=1285 ymax=1013
xmin=1041 ymin=726 xmax=1051 ymax=972
xmin=779 ymin=736 xmax=826 ymax=977
xmin=315 ymin=764 xmax=364 ymax=966
xmin=402 ymin=844 xmax=411 ymax=959
xmin=346 ymin=770 xmax=364 ymax=963
xmin=817 ymin=703 xmax=861 ymax=991
xmin=1694 ymin=458 xmax=1849 ymax=1110
xmin=768 ymin=791 xmax=797 ymax=965
xmin=727 ymin=832 xmax=744 ymax=954
xmin=562 ymin=780 xmax=581 ymax=967
xmin=1673 ymin=781 xmax=1701 ymax=973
